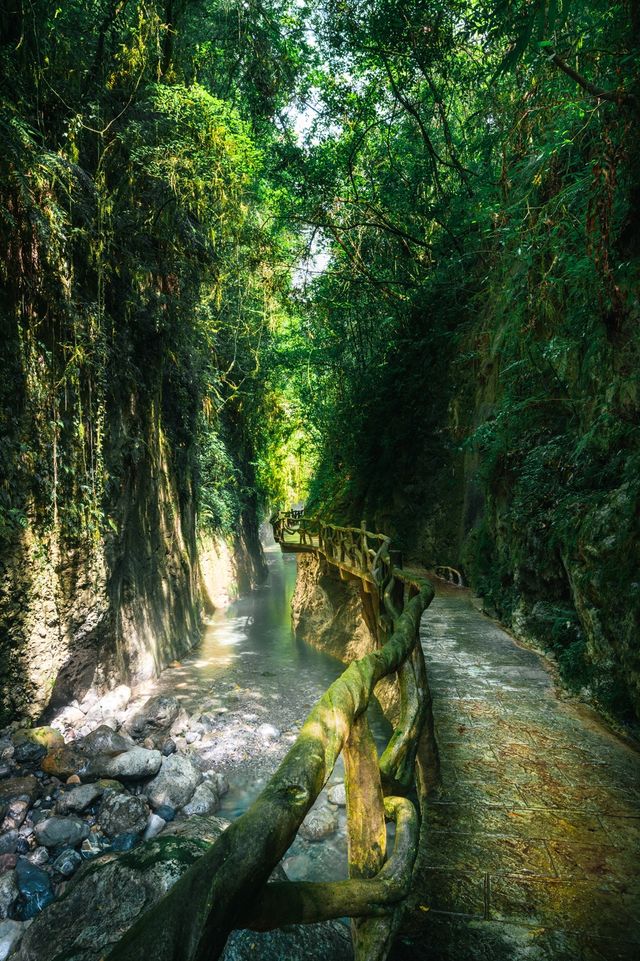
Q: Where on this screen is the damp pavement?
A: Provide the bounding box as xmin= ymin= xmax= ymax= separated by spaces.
xmin=393 ymin=580 xmax=640 ymax=961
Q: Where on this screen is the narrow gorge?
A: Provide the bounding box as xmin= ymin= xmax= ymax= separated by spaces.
xmin=1 ymin=2 xmax=638 ymax=960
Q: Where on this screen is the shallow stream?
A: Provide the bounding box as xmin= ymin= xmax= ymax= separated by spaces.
xmin=149 ymin=545 xmax=391 ymax=882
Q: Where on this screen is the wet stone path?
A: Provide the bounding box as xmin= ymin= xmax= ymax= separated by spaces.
xmin=395 ymin=583 xmax=640 ymax=961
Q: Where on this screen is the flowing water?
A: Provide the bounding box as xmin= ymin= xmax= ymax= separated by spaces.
xmin=150 ymin=544 xmax=390 ymax=882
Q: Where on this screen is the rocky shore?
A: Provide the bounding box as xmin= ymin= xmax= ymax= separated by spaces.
xmin=0 ymin=674 xmax=351 ymax=960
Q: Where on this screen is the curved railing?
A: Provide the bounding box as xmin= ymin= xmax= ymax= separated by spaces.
xmin=106 ymin=514 xmax=436 ymax=961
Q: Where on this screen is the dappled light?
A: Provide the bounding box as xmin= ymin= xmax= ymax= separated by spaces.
xmin=1 ymin=2 xmax=638 ymax=960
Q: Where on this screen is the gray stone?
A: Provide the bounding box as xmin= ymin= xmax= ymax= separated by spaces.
xmin=125 ymin=696 xmax=180 ymax=741
xmin=1 ymin=801 xmax=28 ymax=833
xmin=0 ymin=920 xmax=24 ymax=961
xmin=76 ymin=726 xmax=134 ymax=757
xmin=168 ymin=707 xmax=190 ymax=737
xmin=85 ymin=748 xmax=162 ymax=782
xmin=327 ymin=782 xmax=346 ymax=806
xmin=14 ymin=859 xmax=54 ymax=920
xmin=204 ymin=772 xmax=229 ymax=797
xmin=184 ymin=731 xmax=200 ymax=744
xmin=82 ymin=686 xmax=131 ymax=728
xmin=181 ymin=783 xmax=219 ymax=817
xmin=55 ymin=784 xmax=103 ymax=815
xmin=160 ymin=738 xmax=176 ymax=757
xmin=299 ymin=803 xmax=338 ymax=841
xmin=98 ymin=793 xmax=149 ymax=838
xmin=256 ymin=723 xmax=280 ymax=741
xmin=34 ymin=816 xmax=89 ymax=849
xmin=0 ymin=871 xmax=17 ymax=920
xmin=51 ymin=849 xmax=82 ymax=877
xmin=145 ymin=754 xmax=202 ymax=811
xmin=142 ymin=814 xmax=165 ymax=841
xmin=0 ymin=780 xmax=39 ymax=808
xmin=0 ymin=833 xmax=18 ymax=857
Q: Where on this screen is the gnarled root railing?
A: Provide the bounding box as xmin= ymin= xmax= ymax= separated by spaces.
xmin=104 ymin=515 xmax=435 ymax=961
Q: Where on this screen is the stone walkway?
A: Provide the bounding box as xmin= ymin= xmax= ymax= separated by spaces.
xmin=394 ymin=583 xmax=640 ymax=961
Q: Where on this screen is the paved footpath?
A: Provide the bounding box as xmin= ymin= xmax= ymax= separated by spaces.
xmin=394 ymin=583 xmax=640 ymax=961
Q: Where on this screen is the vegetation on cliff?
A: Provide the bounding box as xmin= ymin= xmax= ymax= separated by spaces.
xmin=1 ymin=1 xmax=639 ymax=726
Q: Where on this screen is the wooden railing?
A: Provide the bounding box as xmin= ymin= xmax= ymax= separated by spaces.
xmin=106 ymin=514 xmax=436 ymax=961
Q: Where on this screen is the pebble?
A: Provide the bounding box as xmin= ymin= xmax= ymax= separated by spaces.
xmin=34 ymin=816 xmax=89 ymax=849
xmin=14 ymin=858 xmax=54 ymax=919
xmin=256 ymin=724 xmax=280 ymax=741
xmin=56 ymin=783 xmax=103 ymax=814
xmin=154 ymin=804 xmax=176 ymax=822
xmin=161 ymin=738 xmax=176 ymax=757
xmin=98 ymin=793 xmax=149 ymax=838
xmin=51 ymin=849 xmax=82 ymax=878
xmin=327 ymin=782 xmax=346 ymax=807
xmin=299 ymin=804 xmax=339 ymax=842
xmin=2 ymin=799 xmax=29 ymax=832
xmin=182 ymin=783 xmax=219 ymax=817
xmin=143 ymin=813 xmax=166 ymax=840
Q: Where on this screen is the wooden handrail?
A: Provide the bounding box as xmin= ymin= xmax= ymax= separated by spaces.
xmin=105 ymin=514 xmax=435 ymax=961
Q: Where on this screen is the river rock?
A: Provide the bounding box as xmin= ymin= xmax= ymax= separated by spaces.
xmin=76 ymin=726 xmax=134 ymax=757
xmin=0 ymin=779 xmax=40 ymax=807
xmin=125 ymin=695 xmax=181 ymax=742
xmin=25 ymin=848 xmax=48 ymax=867
xmin=14 ymin=859 xmax=54 ymax=920
xmin=204 ymin=772 xmax=229 ymax=797
xmin=1 ymin=800 xmax=29 ymax=832
xmin=82 ymin=686 xmax=131 ymax=727
xmin=56 ymin=783 xmax=103 ymax=814
xmin=327 ymin=782 xmax=347 ymax=806
xmin=34 ymin=816 xmax=89 ymax=849
xmin=98 ymin=793 xmax=149 ymax=838
xmin=145 ymin=755 xmax=202 ymax=810
xmin=41 ymin=748 xmax=87 ymax=781
xmin=155 ymin=805 xmax=175 ymax=822
xmin=181 ymin=782 xmax=219 ymax=817
xmin=0 ymin=833 xmax=18 ymax=857
xmin=85 ymin=747 xmax=162 ymax=782
xmin=299 ymin=804 xmax=338 ymax=841
xmin=0 ymin=920 xmax=25 ymax=961
xmin=12 ymin=816 xmax=351 ymax=961
xmin=51 ymin=705 xmax=86 ymax=734
xmin=161 ymin=738 xmax=176 ymax=757
xmin=51 ymin=849 xmax=82 ymax=878
xmin=0 ymin=871 xmax=17 ymax=920
xmin=12 ymin=728 xmax=63 ymax=765
xmin=256 ymin=723 xmax=280 ymax=741
xmin=142 ymin=814 xmax=165 ymax=841
xmin=168 ymin=707 xmax=190 ymax=737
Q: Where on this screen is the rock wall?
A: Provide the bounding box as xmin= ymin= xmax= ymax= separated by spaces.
xmin=0 ymin=431 xmax=265 ymax=727
xmin=291 ymin=552 xmax=430 ymax=746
